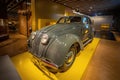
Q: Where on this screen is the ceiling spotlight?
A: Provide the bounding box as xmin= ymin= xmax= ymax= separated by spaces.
xmin=63 ymin=3 xmax=66 ymax=5
xmin=88 ymin=9 xmax=91 ymax=12
xmin=90 ymin=6 xmax=93 ymax=9
xmin=16 ymin=0 xmax=19 ymax=2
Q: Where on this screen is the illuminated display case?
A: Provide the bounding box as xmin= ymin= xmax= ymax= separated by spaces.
xmin=0 ymin=19 xmax=9 ymax=41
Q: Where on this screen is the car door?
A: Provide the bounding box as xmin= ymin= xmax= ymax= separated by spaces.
xmin=82 ymin=17 xmax=91 ymax=42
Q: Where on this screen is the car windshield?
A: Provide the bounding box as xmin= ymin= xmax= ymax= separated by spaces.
xmin=57 ymin=16 xmax=81 ymax=23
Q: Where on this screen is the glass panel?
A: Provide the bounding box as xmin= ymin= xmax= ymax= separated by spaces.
xmin=0 ymin=19 xmax=8 ymax=35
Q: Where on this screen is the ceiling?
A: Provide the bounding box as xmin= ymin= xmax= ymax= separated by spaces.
xmin=50 ymin=0 xmax=120 ymax=16
xmin=5 ymin=0 xmax=29 ymax=13
xmin=2 ymin=0 xmax=120 ymax=17
xmin=3 ymin=0 xmax=30 ymax=20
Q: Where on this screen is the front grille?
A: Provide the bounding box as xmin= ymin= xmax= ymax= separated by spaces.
xmin=33 ymin=32 xmax=42 ymax=56
xmin=30 ymin=32 xmax=55 ymax=58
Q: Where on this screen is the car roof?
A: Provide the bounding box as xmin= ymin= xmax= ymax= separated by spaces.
xmin=62 ymin=15 xmax=91 ymax=19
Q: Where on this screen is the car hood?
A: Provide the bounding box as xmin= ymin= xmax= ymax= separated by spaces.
xmin=39 ymin=23 xmax=81 ymax=36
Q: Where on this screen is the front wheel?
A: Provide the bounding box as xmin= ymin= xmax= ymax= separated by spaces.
xmin=59 ymin=45 xmax=77 ymax=72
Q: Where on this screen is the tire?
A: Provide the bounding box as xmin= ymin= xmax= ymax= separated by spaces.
xmin=59 ymin=45 xmax=77 ymax=72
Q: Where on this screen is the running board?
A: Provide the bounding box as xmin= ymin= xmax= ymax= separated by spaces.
xmin=83 ymin=39 xmax=92 ymax=47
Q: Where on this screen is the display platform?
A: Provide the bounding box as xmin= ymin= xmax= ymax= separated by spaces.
xmin=11 ymin=38 xmax=100 ymax=80
xmin=0 ymin=55 xmax=21 ymax=80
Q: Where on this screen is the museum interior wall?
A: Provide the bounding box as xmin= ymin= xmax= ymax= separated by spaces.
xmin=31 ymin=0 xmax=73 ymax=31
xmin=92 ymin=16 xmax=113 ymax=31
xmin=1 ymin=0 xmax=120 ymax=39
xmin=113 ymin=14 xmax=120 ymax=32
xmin=0 ymin=0 xmax=76 ymax=40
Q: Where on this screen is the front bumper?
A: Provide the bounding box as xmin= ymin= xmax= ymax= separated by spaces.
xmin=32 ymin=55 xmax=58 ymax=70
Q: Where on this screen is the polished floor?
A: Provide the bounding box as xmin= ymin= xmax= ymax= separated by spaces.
xmin=11 ymin=52 xmax=58 ymax=80
xmin=0 ymin=33 xmax=27 ymax=56
xmin=81 ymin=39 xmax=120 ymax=80
xmin=95 ymin=30 xmax=116 ymax=41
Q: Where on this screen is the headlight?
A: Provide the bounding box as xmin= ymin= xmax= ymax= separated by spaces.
xmin=31 ymin=32 xmax=36 ymax=40
xmin=41 ymin=34 xmax=49 ymax=44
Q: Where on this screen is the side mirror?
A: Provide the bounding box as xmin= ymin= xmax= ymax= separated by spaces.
xmin=91 ymin=20 xmax=94 ymax=25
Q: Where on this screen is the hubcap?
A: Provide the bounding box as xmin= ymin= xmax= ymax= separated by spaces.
xmin=65 ymin=51 xmax=74 ymax=64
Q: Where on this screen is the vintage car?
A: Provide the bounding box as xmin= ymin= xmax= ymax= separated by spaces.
xmin=28 ymin=15 xmax=94 ymax=72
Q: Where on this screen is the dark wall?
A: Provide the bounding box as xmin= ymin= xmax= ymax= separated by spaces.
xmin=0 ymin=0 xmax=7 ymax=19
xmin=111 ymin=6 xmax=120 ymax=32
xmin=113 ymin=14 xmax=120 ymax=32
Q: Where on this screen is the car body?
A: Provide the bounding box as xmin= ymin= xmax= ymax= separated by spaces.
xmin=28 ymin=14 xmax=94 ymax=72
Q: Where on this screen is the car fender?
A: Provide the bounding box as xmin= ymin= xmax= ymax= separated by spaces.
xmin=45 ymin=34 xmax=83 ymax=67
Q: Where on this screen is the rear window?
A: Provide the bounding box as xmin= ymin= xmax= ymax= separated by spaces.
xmin=70 ymin=17 xmax=81 ymax=23
xmin=57 ymin=16 xmax=81 ymax=23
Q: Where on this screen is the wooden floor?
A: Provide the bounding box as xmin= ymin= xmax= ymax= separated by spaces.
xmin=82 ymin=39 xmax=120 ymax=80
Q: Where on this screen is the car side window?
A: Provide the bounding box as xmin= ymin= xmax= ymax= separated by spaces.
xmin=58 ymin=18 xmax=65 ymax=23
xmin=82 ymin=17 xmax=90 ymax=34
xmin=83 ymin=17 xmax=89 ymax=28
xmin=87 ymin=18 xmax=92 ymax=24
xmin=70 ymin=17 xmax=81 ymax=23
xmin=57 ymin=17 xmax=70 ymax=23
xmin=83 ymin=17 xmax=88 ymax=24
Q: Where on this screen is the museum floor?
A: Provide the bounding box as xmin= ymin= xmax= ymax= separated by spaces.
xmin=0 ymin=31 xmax=120 ymax=80
xmin=81 ymin=39 xmax=120 ymax=80
xmin=0 ymin=33 xmax=27 ymax=56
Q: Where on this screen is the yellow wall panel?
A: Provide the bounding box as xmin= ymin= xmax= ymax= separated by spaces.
xmin=19 ymin=15 xmax=27 ymax=36
xmin=31 ymin=0 xmax=36 ymax=31
xmin=38 ymin=18 xmax=57 ymax=30
xmin=31 ymin=0 xmax=67 ymax=31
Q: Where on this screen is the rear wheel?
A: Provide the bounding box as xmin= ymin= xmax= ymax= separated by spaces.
xmin=59 ymin=45 xmax=77 ymax=72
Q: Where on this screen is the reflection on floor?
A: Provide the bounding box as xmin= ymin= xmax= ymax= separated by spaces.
xmin=11 ymin=52 xmax=58 ymax=80
xmin=11 ymin=38 xmax=100 ymax=80
xmin=95 ymin=30 xmax=116 ymax=40
xmin=82 ymin=39 xmax=120 ymax=80
xmin=112 ymin=31 xmax=120 ymax=41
